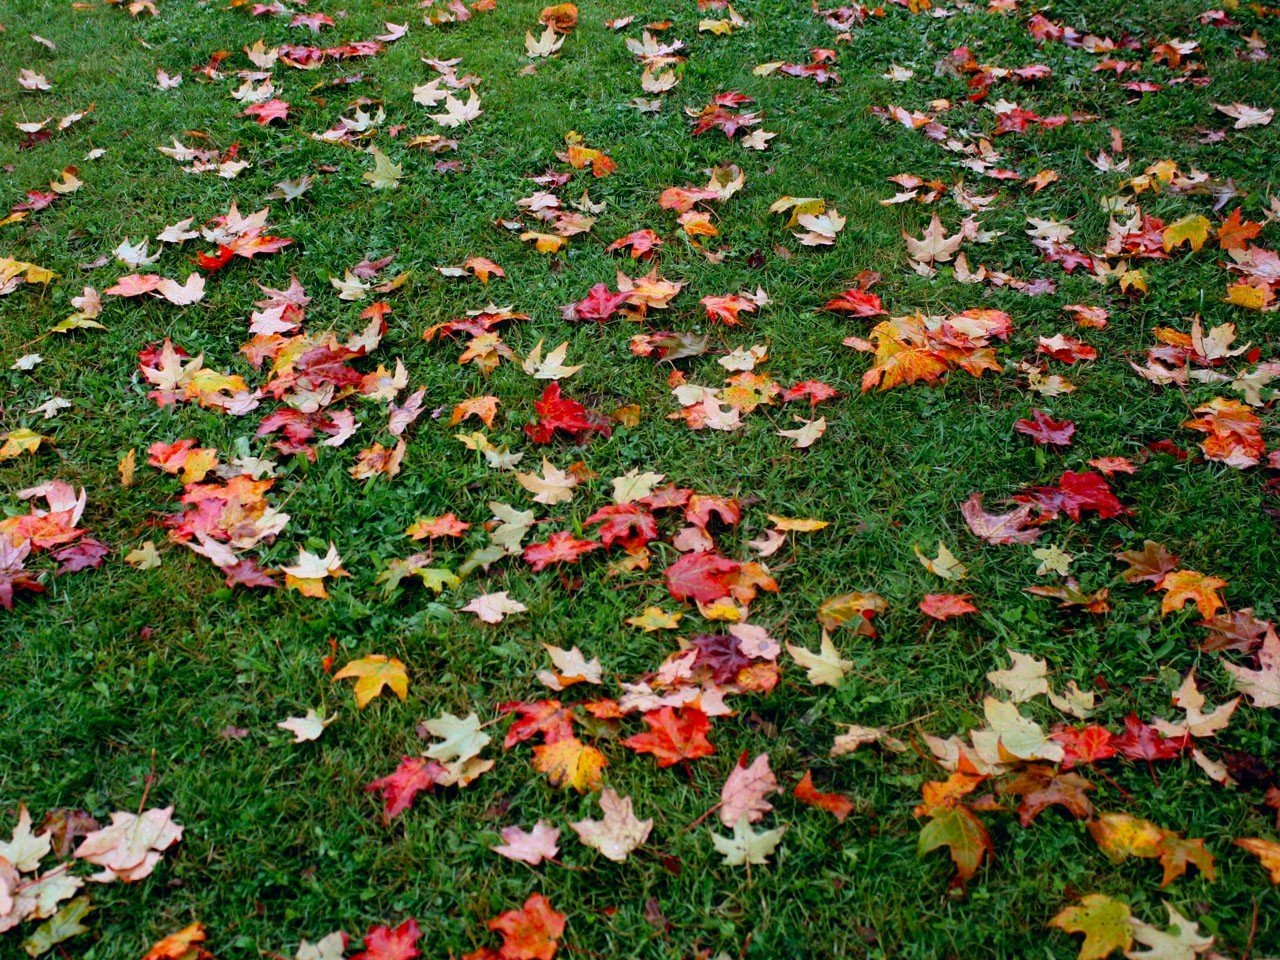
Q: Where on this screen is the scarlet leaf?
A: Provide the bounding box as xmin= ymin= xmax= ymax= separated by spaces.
xmin=486 ymin=894 xmax=566 ymax=960
xmin=352 ymin=919 xmax=422 ymax=960
xmin=664 ymin=551 xmax=740 ymax=603
xmin=622 ymin=706 xmax=715 ymax=767
xmin=793 ymin=770 xmax=855 ymax=822
xmin=1113 ymin=713 xmax=1186 ymax=762
xmin=365 ymin=757 xmax=444 ymax=821
xmin=523 ymin=531 xmax=602 ymax=572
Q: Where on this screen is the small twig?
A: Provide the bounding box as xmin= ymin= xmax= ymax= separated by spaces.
xmin=1244 ymin=897 xmax=1259 ymax=960
xmin=684 ymin=801 xmax=724 ymax=832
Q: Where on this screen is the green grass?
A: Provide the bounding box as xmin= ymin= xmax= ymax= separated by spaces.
xmin=1 ymin=0 xmax=1278 ymax=956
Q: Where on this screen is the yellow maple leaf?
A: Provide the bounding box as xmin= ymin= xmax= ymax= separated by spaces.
xmin=1162 ymin=214 xmax=1211 ymax=252
xmin=532 ymin=737 xmax=606 ymax=792
xmin=0 ymin=427 xmax=46 ymax=461
xmin=333 ymin=654 xmax=409 ymax=709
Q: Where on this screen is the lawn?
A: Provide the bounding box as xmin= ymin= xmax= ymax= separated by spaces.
xmin=1 ymin=0 xmax=1279 ymax=956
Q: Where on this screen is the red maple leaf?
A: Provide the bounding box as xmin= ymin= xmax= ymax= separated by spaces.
xmin=622 ymin=706 xmax=715 ymax=767
xmin=243 ymin=99 xmax=290 ymax=125
xmin=689 ymin=632 xmax=752 ymax=684
xmin=793 ymin=770 xmax=855 ymax=822
xmin=523 ymin=531 xmax=602 ymax=572
xmin=780 ymin=380 xmax=839 ymax=407
xmin=1113 ymin=713 xmax=1186 ymax=762
xmin=584 ymin=503 xmax=658 ymax=551
xmin=1015 ymin=471 xmax=1123 ymax=522
xmin=685 ymin=494 xmax=742 ymax=531
xmin=486 ymin=894 xmax=565 ymax=960
xmin=564 ymin=283 xmax=630 ymax=322
xmin=1051 ymin=725 xmax=1117 ymax=770
xmin=605 ymin=228 xmax=662 ymax=260
xmin=51 ymin=537 xmax=110 ymax=574
xmin=919 ymin=593 xmax=978 ymax=620
xmin=1014 ymin=409 xmax=1076 ymax=447
xmin=824 ymin=287 xmax=886 ymax=316
xmin=524 ymin=383 xmax=611 ymax=444
xmin=497 ymin=700 xmax=576 ymax=748
xmin=222 ymin=558 xmax=278 ymax=589
xmin=351 ymin=919 xmax=422 ymax=960
xmin=365 ymin=757 xmax=444 ymax=821
xmin=664 ymin=551 xmax=741 ymax=603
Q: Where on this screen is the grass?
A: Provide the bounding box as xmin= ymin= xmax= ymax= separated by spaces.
xmin=1 ymin=0 xmax=1278 ymax=956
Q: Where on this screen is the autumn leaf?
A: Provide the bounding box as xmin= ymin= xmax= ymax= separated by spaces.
xmin=917 ymin=804 xmax=991 ymax=883
xmin=1157 ymin=570 xmax=1228 ymax=620
xmin=710 ymin=816 xmax=786 ymax=866
xmin=1235 ymin=837 xmax=1280 ymax=884
xmin=486 ymin=894 xmax=565 ymax=960
xmin=786 ymin=631 xmax=851 ymax=687
xmin=621 ymin=706 xmax=715 ymax=767
xmin=365 ymin=757 xmax=444 ymax=821
xmin=351 ymin=919 xmax=421 ymax=960
xmin=1048 ymin=894 xmax=1132 ymax=960
xmin=570 ymin=788 xmax=652 ymax=862
xmin=492 ymin=821 xmax=560 ymax=866
xmin=142 ymin=923 xmax=210 ymax=960
xmin=719 ymin=752 xmax=777 ymax=826
xmin=532 ymin=736 xmax=606 ymax=792
xmin=793 ymin=771 xmax=855 ymax=822
xmin=333 ymin=655 xmax=409 ymax=708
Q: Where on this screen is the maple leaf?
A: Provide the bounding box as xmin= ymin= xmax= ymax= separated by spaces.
xmin=1162 ymin=215 xmax=1210 ymax=253
xmin=333 ymin=655 xmax=409 ymax=708
xmin=492 ymin=821 xmax=560 ymax=865
xmin=1000 ymin=765 xmax=1093 ymax=826
xmin=525 ymin=23 xmax=565 ymax=57
xmin=1126 ymin=902 xmax=1213 ymax=960
xmin=277 ymin=708 xmax=336 ymax=743
xmin=1235 ymin=837 xmax=1280 ymax=884
xmin=1015 ymin=471 xmax=1123 ymax=522
xmin=1015 ymin=409 xmax=1076 ymax=447
xmin=1213 ymin=101 xmax=1273 ymax=128
xmin=243 ymin=99 xmax=289 ymax=125
xmin=431 ymin=90 xmax=483 ymax=128
xmin=73 ymin=806 xmax=183 ymax=882
xmin=0 ymin=538 xmax=44 ymax=610
xmin=532 ymin=737 xmax=606 ymax=792
xmin=664 ymin=550 xmax=740 ymax=604
xmin=463 ymin=591 xmax=528 ymax=624
xmin=920 ymin=593 xmax=977 ymax=620
xmin=787 ymin=631 xmax=852 ymax=687
xmin=1222 ymin=628 xmax=1280 ymax=708
xmin=1116 ymin=541 xmax=1180 ymax=585
xmin=351 ymin=919 xmax=422 ymax=960
xmin=571 ymin=787 xmax=653 ymax=862
xmin=500 ymin=699 xmax=576 ymax=747
xmin=142 ymin=923 xmax=210 ymax=960
xmin=904 ymin=214 xmax=963 ymax=264
xmin=1049 ymin=894 xmax=1133 ymax=960
xmin=917 ymin=804 xmax=991 ymax=883
xmin=719 ymin=753 xmax=777 ymax=826
xmin=1053 ymin=725 xmax=1117 ymax=771
xmin=1157 ymin=570 xmax=1228 ymax=620
xmin=485 ymin=894 xmax=565 ymax=960
xmin=362 ymin=147 xmax=403 ymax=190
xmin=0 ymin=804 xmax=52 ymax=871
xmin=1113 ymin=713 xmax=1186 ymax=762
xmin=986 ymin=649 xmax=1049 ymax=702
xmin=961 ymin=493 xmax=1043 ymax=544
xmin=711 ymin=816 xmax=786 ymax=866
xmin=523 ymin=531 xmax=601 ymax=572
xmin=793 ymin=771 xmax=855 ymax=822
xmin=365 ymin=757 xmax=444 ymax=821
xmin=622 ymin=706 xmax=715 ymax=767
